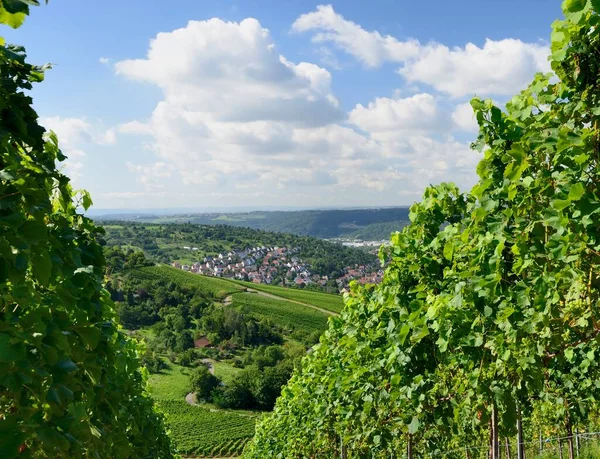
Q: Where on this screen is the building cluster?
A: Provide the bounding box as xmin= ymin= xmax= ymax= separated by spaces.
xmin=171 ymin=245 xmax=383 ymax=292
xmin=335 ymin=266 xmax=384 ymax=291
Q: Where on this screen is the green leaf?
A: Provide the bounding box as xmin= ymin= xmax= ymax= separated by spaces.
xmin=443 ymin=242 xmax=454 ymax=261
xmin=0 ymin=7 xmax=26 ymax=28
xmin=73 ymin=325 xmax=101 ymax=349
xmin=565 ymin=348 xmax=575 ymax=362
xmin=552 ymin=199 xmax=571 ymax=211
xmin=54 ymin=359 xmax=78 ymax=373
xmin=568 ymin=183 xmax=585 ymax=201
xmin=592 ymin=0 xmax=600 ymax=12
xmin=31 ymin=249 xmax=52 ymax=286
xmin=564 ymin=0 xmax=587 ymax=12
xmin=408 ymin=416 xmax=420 ymax=434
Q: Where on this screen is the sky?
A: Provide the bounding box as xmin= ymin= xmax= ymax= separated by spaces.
xmin=4 ymin=0 xmax=563 ymax=210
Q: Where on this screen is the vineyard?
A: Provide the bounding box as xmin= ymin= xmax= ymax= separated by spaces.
xmin=244 ymin=2 xmax=600 ymax=458
xmin=148 ymin=360 xmax=257 ymax=457
xmin=231 ymin=292 xmax=330 ymax=334
xmin=128 ymin=265 xmax=244 ymax=298
xmin=156 ymin=400 xmax=256 ymax=457
xmin=234 ymin=280 xmax=344 ymax=313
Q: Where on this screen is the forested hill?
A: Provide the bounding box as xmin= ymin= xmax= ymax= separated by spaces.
xmin=93 ymin=207 xmax=410 ymax=240
xmin=101 ymin=222 xmax=377 ymax=279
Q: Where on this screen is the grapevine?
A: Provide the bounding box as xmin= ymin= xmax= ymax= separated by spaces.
xmin=244 ymin=1 xmax=600 ymax=457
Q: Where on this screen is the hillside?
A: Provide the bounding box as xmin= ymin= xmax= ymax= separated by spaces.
xmin=101 ymin=222 xmax=380 ymax=291
xmin=106 ymin=254 xmax=340 ymax=456
xmin=94 ymin=207 xmax=411 ymax=240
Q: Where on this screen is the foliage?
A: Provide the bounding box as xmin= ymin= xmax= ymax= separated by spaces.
xmin=346 ymin=220 xmax=408 ymax=241
xmin=198 ymin=303 xmax=284 ymax=347
xmin=0 ymin=5 xmax=173 ymax=458
xmin=244 ymin=2 xmax=600 ymax=457
xmin=231 ymin=292 xmax=330 ymax=335
xmin=212 ymin=349 xmax=300 ymax=411
xmin=190 ymin=364 xmax=221 ymax=401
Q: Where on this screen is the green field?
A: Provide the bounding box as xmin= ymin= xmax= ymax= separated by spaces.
xmin=129 ymin=265 xmax=244 ymax=298
xmin=148 ymin=360 xmax=256 ymax=457
xmin=212 ymin=360 xmax=244 ymax=384
xmin=231 ymin=292 xmax=330 ymax=334
xmin=233 ymin=280 xmax=344 ymax=313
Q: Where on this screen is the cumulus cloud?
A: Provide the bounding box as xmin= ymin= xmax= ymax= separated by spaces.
xmin=399 ymin=39 xmax=550 ymax=98
xmin=292 ymin=5 xmax=550 ymax=97
xmin=113 ymin=15 xmax=484 ymax=205
xmin=126 ymin=161 xmax=175 ymax=190
xmin=292 ymin=4 xmax=420 ymax=67
xmin=349 ymin=93 xmax=450 ymax=135
xmin=452 ymin=102 xmax=479 ymax=133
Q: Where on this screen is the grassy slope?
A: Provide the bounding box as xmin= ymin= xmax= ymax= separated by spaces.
xmin=233 ymin=280 xmax=344 ymax=313
xmin=231 ymin=292 xmax=330 ymax=335
xmin=148 ymin=360 xmax=256 ymax=457
xmin=130 ymin=265 xmax=244 ymax=298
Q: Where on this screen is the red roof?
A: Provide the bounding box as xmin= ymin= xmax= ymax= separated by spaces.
xmin=194 ymin=337 xmax=211 ymax=348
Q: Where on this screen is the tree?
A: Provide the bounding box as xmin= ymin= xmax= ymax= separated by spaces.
xmin=0 ymin=2 xmax=172 ymax=457
xmin=190 ymin=365 xmax=221 ymax=400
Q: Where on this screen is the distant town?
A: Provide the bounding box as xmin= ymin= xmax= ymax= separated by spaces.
xmin=171 ymin=245 xmax=384 ymax=292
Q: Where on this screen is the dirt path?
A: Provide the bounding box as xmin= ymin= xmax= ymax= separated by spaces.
xmin=185 ymin=392 xmax=197 ymax=406
xmin=202 ymin=358 xmax=215 ymax=375
xmin=244 ymin=288 xmax=339 ymax=316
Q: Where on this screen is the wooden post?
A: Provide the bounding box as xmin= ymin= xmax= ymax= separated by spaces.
xmin=516 ymin=406 xmax=525 ymax=459
xmin=567 ymin=418 xmax=575 ymax=459
xmin=407 ymin=434 xmax=413 ymax=459
xmin=505 ymin=439 xmax=511 ymax=459
xmin=491 ymin=405 xmax=500 ymax=459
xmin=465 ymin=446 xmax=471 ymax=459
xmin=539 ymin=432 xmax=543 ymax=455
xmin=559 ymin=438 xmax=564 ymax=459
xmin=575 ymin=428 xmax=580 ymax=457
xmin=340 ymin=435 xmax=347 ymax=459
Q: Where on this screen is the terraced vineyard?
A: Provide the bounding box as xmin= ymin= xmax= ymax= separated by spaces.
xmin=156 ymin=400 xmax=256 ymax=457
xmin=129 ymin=265 xmax=244 ymax=298
xmin=234 ymin=281 xmax=344 ymax=313
xmin=231 ymin=292 xmax=330 ymax=334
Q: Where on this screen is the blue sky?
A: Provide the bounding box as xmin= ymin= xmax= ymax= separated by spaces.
xmin=4 ymin=0 xmax=563 ymax=209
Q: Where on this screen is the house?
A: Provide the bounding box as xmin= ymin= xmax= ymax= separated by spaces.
xmin=194 ymin=337 xmax=211 ymax=348
xmin=183 ymin=246 xmax=191 ymax=250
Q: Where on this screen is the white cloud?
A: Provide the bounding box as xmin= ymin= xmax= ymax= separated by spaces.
xmin=399 ymin=39 xmax=550 ymax=98
xmin=292 ymin=5 xmax=550 ymax=97
xmin=99 ymin=57 xmax=111 ymax=65
xmin=112 ymin=15 xmax=484 ymax=205
xmin=452 ymin=102 xmax=479 ymax=133
xmin=349 ymin=93 xmax=449 ymax=134
xmin=292 ymin=4 xmax=420 ymax=67
xmin=40 ymin=116 xmax=117 ymax=184
xmin=126 ymin=161 xmax=174 ymax=190
xmin=118 ymin=120 xmax=153 ymax=136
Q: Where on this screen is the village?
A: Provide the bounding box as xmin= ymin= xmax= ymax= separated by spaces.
xmin=170 ymin=245 xmax=384 ymax=292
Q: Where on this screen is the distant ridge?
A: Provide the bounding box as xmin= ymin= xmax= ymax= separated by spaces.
xmin=94 ymin=207 xmax=411 ymax=240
